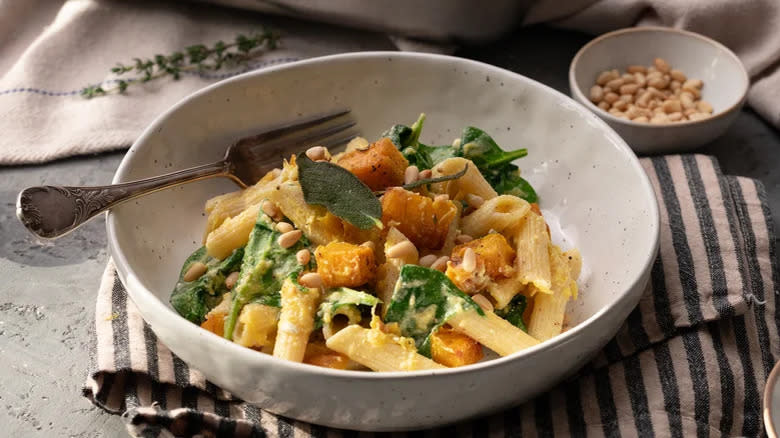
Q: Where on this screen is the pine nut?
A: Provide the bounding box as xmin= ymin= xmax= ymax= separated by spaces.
xmin=296 ymin=249 xmax=311 ymax=265
xmin=606 ymin=78 xmax=624 ymax=90
xmin=654 ymin=57 xmax=670 ymax=73
xmin=604 ymin=92 xmax=619 ymax=104
xmin=670 ymin=69 xmax=687 ymax=82
xmin=684 ymin=108 xmax=699 ymax=116
xmin=621 ymin=73 xmax=636 ymax=83
xmin=696 ymin=100 xmax=713 ymax=114
xmin=418 ymin=169 xmax=433 ymax=180
xmin=633 ymin=116 xmax=649 ymax=123
xmin=431 ymin=256 xmax=449 ymax=272
xmin=683 ymin=79 xmax=703 ymax=89
xmin=461 ymin=248 xmax=477 ymax=273
xmin=627 ymin=65 xmax=647 ymax=74
xmin=225 ymin=271 xmax=240 ymax=289
xmin=472 ymin=294 xmax=494 ymax=313
xmin=404 ymin=165 xmax=420 ymax=185
xmin=589 ymin=85 xmax=604 ymax=103
xmin=465 ymin=194 xmax=485 ymax=208
xmin=619 ymin=94 xmax=633 ymax=104
xmin=612 ymin=100 xmax=628 ymax=111
xmin=276 ymin=222 xmax=294 ymax=233
xmin=688 ymin=112 xmax=710 ymax=121
xmin=596 ymin=70 xmax=615 ymax=85
xmin=387 ymin=241 xmax=418 ymax=260
xmin=298 ymin=272 xmax=323 ymax=289
xmin=669 ymin=80 xmax=681 ymax=91
xmin=662 ymin=99 xmax=682 ymax=114
xmin=634 ymin=73 xmax=647 ymax=88
xmin=262 ymin=200 xmax=279 ymax=219
xmin=636 ymin=91 xmax=652 ymax=108
xmin=682 ymin=85 xmax=701 ymax=99
xmin=648 ymin=77 xmax=668 ymax=89
xmin=277 ymin=230 xmax=303 ymax=248
xmin=625 ymin=106 xmax=642 ymax=119
xmin=619 ymin=84 xmax=638 ymax=95
xmin=419 ymin=254 xmax=438 ymax=267
xmin=650 ymin=114 xmax=669 ymax=124
xmin=434 ymin=194 xmax=450 ymax=202
xmin=667 ymin=112 xmax=683 ymax=122
xmin=598 ymin=101 xmax=610 ymax=111
xmin=183 ymin=262 xmax=208 ymax=282
xmin=455 ymin=234 xmax=473 ymax=244
xmin=305 ymin=146 xmax=328 ymax=161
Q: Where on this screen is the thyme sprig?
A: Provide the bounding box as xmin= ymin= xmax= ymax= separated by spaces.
xmin=81 ymin=29 xmax=279 ymax=98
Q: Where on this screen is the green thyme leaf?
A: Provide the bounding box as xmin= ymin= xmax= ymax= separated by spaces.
xmin=297 ymin=155 xmax=382 ymax=230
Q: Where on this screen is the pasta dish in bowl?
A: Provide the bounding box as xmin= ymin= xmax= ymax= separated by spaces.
xmin=171 ymin=115 xmax=581 ymax=371
xmin=107 ymin=52 xmax=659 ymax=430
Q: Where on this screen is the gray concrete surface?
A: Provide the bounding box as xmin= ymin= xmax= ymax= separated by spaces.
xmin=0 ymin=24 xmax=778 ymax=438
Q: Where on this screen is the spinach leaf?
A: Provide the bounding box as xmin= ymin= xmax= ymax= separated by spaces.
xmin=170 ymin=246 xmax=244 ymax=324
xmin=495 ymin=294 xmax=528 ymax=331
xmin=460 ymin=127 xmax=528 ymax=169
xmin=315 ymin=287 xmax=380 ymax=329
xmin=383 ymin=113 xmax=425 ymax=149
xmin=482 ymin=163 xmax=538 ymax=203
xmin=223 ymin=212 xmax=312 ymax=340
xmin=384 ymin=265 xmax=483 ymax=357
xmin=298 ymin=154 xmax=382 ymax=230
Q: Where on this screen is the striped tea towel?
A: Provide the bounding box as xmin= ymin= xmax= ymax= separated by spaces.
xmin=84 ymin=154 xmax=779 ymax=437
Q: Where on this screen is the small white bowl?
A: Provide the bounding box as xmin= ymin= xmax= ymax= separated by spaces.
xmin=108 ymin=52 xmax=659 ymax=431
xmin=569 ymin=26 xmax=749 ymax=154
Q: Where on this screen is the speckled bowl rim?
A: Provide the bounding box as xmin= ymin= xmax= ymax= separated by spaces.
xmin=569 ymin=26 xmax=750 ymax=128
xmin=764 ymin=360 xmax=780 ymax=437
xmin=107 ymin=51 xmax=660 ymax=380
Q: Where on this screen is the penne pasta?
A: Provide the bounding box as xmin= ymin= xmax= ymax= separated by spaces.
xmin=273 ymin=278 xmax=321 ymax=362
xmin=527 ymin=245 xmax=578 ymax=341
xmin=376 ymin=227 xmax=417 ymax=316
xmin=325 ymin=325 xmax=446 ymax=371
xmin=513 ymin=212 xmax=552 ymax=294
xmin=461 ymin=195 xmax=531 ymax=238
xmin=431 ymin=157 xmax=497 ymax=201
xmin=447 ymin=308 xmax=539 ymax=356
xmin=205 ymin=203 xmax=261 ymax=259
xmin=232 ymin=302 xmax=280 ymax=349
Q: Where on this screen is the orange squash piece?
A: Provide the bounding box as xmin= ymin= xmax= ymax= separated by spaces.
xmin=336 ymin=137 xmax=408 ymax=191
xmin=303 ymin=342 xmax=350 ymax=370
xmin=315 ymin=241 xmax=376 ymax=287
xmin=446 ymin=233 xmax=516 ymax=293
xmin=430 ymin=327 xmax=483 ymax=367
xmin=200 ymin=313 xmax=225 ymax=337
xmin=381 ymin=188 xmax=458 ymax=250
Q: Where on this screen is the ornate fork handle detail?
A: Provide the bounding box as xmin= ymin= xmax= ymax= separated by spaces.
xmin=17 ymin=160 xmax=232 ymax=239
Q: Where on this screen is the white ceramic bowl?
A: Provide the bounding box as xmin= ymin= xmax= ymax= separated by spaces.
xmin=569 ymin=26 xmax=749 ymax=155
xmin=108 ymin=52 xmax=660 ymax=431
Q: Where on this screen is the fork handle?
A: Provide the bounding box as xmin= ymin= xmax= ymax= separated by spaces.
xmin=17 ymin=160 xmax=233 ymax=239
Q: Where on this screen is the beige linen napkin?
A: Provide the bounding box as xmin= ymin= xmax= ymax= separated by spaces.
xmin=84 ymin=155 xmax=779 ymax=437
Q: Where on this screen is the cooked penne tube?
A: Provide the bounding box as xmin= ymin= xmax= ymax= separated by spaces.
xmin=431 ymin=157 xmax=497 ymax=201
xmin=487 ymin=274 xmax=525 ymax=310
xmin=232 ymin=302 xmax=280 ymax=349
xmin=204 ymin=168 xmax=282 ymax=237
xmin=527 ymin=246 xmax=578 ymax=341
xmin=205 ymin=203 xmax=261 ymax=259
xmin=461 ymin=195 xmax=531 ymax=238
xmin=273 ymin=278 xmax=321 ymax=362
xmin=325 ymin=325 xmax=446 ymax=371
xmin=448 ymin=308 xmax=539 ymax=356
xmin=513 ymin=212 xmax=552 ymax=294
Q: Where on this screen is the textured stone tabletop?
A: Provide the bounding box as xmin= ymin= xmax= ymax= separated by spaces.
xmin=0 ymin=25 xmax=777 ymax=437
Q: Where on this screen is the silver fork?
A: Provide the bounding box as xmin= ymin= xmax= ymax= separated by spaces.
xmin=17 ymin=109 xmax=357 ymax=239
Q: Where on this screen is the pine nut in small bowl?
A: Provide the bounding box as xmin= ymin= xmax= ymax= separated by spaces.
xmin=569 ymin=26 xmax=749 ymax=154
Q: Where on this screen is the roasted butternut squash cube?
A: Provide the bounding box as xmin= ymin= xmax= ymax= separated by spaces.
xmin=336 ymin=137 xmax=408 ymax=191
xmin=381 ymin=188 xmax=458 ymax=250
xmin=446 ymin=233 xmax=516 ymax=293
xmin=303 ymin=342 xmax=350 ymax=370
xmin=430 ymin=327 xmax=483 ymax=367
xmin=315 ymin=241 xmax=376 ymax=287
xmin=200 ymin=313 xmax=225 ymax=337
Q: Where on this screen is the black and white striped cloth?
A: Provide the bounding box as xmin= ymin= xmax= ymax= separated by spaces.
xmin=84 ymin=155 xmax=779 ymax=437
